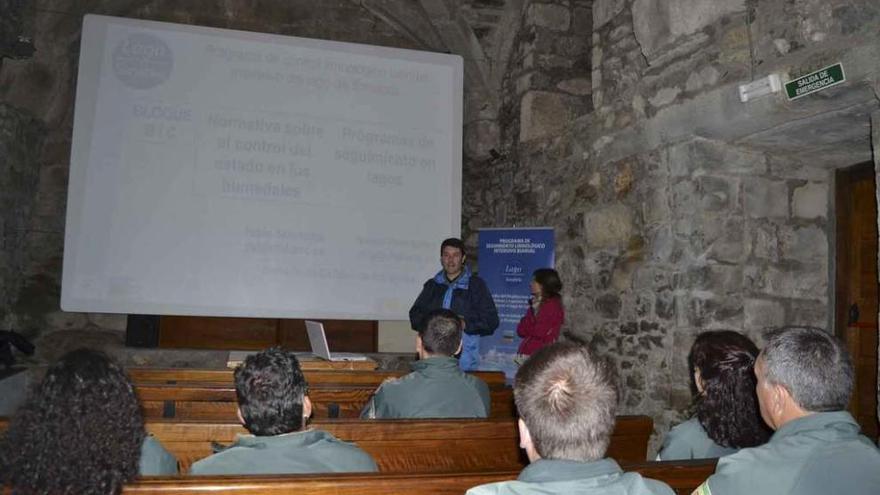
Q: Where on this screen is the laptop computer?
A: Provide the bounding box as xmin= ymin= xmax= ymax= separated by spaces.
xmin=304 ymin=320 xmax=369 ymax=361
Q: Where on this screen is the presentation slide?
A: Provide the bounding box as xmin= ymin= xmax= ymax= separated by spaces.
xmin=61 ymin=15 xmax=463 ymax=320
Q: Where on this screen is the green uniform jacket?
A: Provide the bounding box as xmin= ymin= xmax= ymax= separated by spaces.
xmin=657 ymin=418 xmax=738 ymax=460
xmin=360 ymin=356 xmax=490 ymax=419
xmin=697 ymin=411 xmax=880 ymax=495
xmin=189 ymin=429 xmax=378 ymax=475
xmin=139 ymin=435 xmax=178 ymax=475
xmin=466 ymin=458 xmax=675 ymax=495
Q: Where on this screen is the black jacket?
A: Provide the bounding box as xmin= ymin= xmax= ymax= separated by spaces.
xmin=408 ymin=273 xmax=499 ymax=336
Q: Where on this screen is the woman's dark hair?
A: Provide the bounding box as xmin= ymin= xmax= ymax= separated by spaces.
xmin=0 ymin=348 xmax=145 ymax=495
xmin=533 ymin=268 xmax=562 ymax=299
xmin=690 ymin=331 xmax=771 ymax=449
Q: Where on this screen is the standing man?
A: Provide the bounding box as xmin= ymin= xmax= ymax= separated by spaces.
xmin=410 ymin=237 xmax=499 ymax=370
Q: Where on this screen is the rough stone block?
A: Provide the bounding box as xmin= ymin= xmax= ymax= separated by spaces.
xmin=595 ymin=293 xmax=622 ymax=318
xmin=527 ymin=3 xmax=571 ymax=31
xmin=88 ymin=313 xmax=128 ymax=331
xmin=778 ymin=225 xmax=828 ymax=264
xmin=705 ymin=217 xmax=745 ymax=264
xmin=792 ymin=182 xmax=828 ymax=219
xmin=745 ymin=264 xmax=827 ymax=300
xmin=464 ymin=120 xmax=500 ymax=160
xmin=744 ymin=178 xmax=789 ymax=218
xmin=519 ymin=90 xmax=579 ymax=142
xmin=744 ymin=298 xmax=785 ymax=330
xmin=670 ymin=180 xmax=698 ymax=219
xmin=593 ymin=0 xmax=627 ymax=30
xmin=44 ymin=310 xmax=89 ymax=331
xmin=557 ymin=78 xmax=593 ymax=95
xmin=749 ymin=221 xmax=780 ymax=262
xmin=685 ymin=66 xmax=720 ymax=92
xmin=689 ymin=138 xmax=767 ymax=176
xmin=697 ymin=175 xmax=736 ymax=212
xmin=632 ymin=0 xmax=746 ymax=61
xmin=647 ymin=227 xmax=673 ymax=262
xmin=648 ymin=87 xmax=681 ymax=108
xmin=785 ymin=298 xmax=829 ymax=328
xmin=584 ymin=204 xmax=635 ymax=248
xmin=687 ymin=294 xmax=743 ymax=328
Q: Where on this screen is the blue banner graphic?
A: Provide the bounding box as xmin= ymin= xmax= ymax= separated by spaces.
xmin=477 ymin=228 xmax=555 ymax=380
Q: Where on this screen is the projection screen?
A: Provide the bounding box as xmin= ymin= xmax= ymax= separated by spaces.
xmin=61 ymin=14 xmax=463 ymax=320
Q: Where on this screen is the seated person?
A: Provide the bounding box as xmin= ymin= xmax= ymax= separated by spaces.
xmin=190 ymin=347 xmax=377 ymax=475
xmin=0 ymin=349 xmax=177 ymax=495
xmin=659 ymin=330 xmax=770 ymax=460
xmin=361 ymin=308 xmax=490 ymax=418
xmin=466 ymin=342 xmax=674 ymax=495
xmin=694 ymin=326 xmax=880 ymax=495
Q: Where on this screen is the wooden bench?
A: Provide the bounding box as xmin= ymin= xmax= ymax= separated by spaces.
xmin=124 ymin=470 xmax=521 ymax=494
xmin=121 ymin=459 xmax=718 ymax=495
xmin=626 ymin=459 xmax=718 ymax=495
xmin=0 ymin=415 xmax=653 ymax=473
xmin=129 ymin=367 xmax=508 ymax=388
xmin=136 ymin=382 xmax=516 ymax=419
xmin=147 ymin=415 xmax=650 ymax=472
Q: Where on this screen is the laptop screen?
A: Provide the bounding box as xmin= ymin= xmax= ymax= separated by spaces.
xmin=304 ymin=320 xmax=332 ymax=360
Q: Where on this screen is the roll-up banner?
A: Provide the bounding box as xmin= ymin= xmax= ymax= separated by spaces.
xmin=477 ymin=228 xmax=555 ymax=380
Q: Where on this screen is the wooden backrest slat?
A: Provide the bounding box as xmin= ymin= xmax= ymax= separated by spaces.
xmin=121 ymin=459 xmax=717 ymax=495
xmin=0 ymin=415 xmax=652 ymax=474
xmin=124 ymin=470 xmax=521 ymax=495
xmin=135 ymin=382 xmax=515 ymax=419
xmin=627 ymin=459 xmax=718 ymax=495
xmin=129 ymin=367 xmax=508 ymax=387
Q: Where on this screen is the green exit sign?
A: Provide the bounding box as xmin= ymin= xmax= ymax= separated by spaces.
xmin=785 ymin=63 xmax=845 ymax=100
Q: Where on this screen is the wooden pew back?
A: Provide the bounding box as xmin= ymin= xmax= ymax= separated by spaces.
xmin=0 ymin=415 xmax=652 ymax=473
xmin=121 ymin=459 xmax=718 ymax=495
xmin=129 ymin=367 xmax=508 ymax=388
xmin=124 ymin=470 xmax=521 ymax=495
xmin=136 ymin=382 xmax=516 ymax=419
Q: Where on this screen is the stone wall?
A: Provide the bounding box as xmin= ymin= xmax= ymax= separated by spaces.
xmin=463 ymin=0 xmax=880 ymax=448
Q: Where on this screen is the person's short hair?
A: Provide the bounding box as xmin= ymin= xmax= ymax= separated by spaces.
xmin=533 ymin=268 xmax=562 ymax=299
xmin=690 ymin=331 xmax=770 ymax=448
xmin=234 ymin=348 xmax=309 ymax=436
xmin=440 ymin=237 xmax=466 ymax=257
xmin=0 ymin=348 xmax=145 ymax=495
xmin=419 ymin=308 xmax=462 ymax=356
xmin=761 ymin=326 xmax=854 ymax=412
xmin=514 ymin=342 xmax=618 ymax=462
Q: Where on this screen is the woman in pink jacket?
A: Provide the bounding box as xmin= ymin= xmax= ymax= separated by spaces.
xmin=516 ymin=268 xmax=565 ymax=359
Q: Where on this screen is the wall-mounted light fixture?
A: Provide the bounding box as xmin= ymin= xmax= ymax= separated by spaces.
xmin=738 ymin=74 xmax=782 ymax=102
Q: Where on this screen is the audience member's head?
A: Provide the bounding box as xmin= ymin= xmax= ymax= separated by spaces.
xmin=531 ymin=268 xmax=562 ymax=299
xmin=514 ymin=342 xmax=618 ymax=463
xmin=689 ymin=330 xmax=771 ymax=448
xmin=234 ymin=347 xmax=312 ymax=436
xmin=0 ymin=348 xmax=145 ymax=495
xmin=417 ymin=308 xmax=463 ymax=358
xmin=756 ymin=326 xmax=853 ymax=429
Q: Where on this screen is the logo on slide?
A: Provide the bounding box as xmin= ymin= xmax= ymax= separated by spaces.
xmin=112 ymin=33 xmax=173 ymax=89
xmin=502 ymin=261 xmax=525 ymax=284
